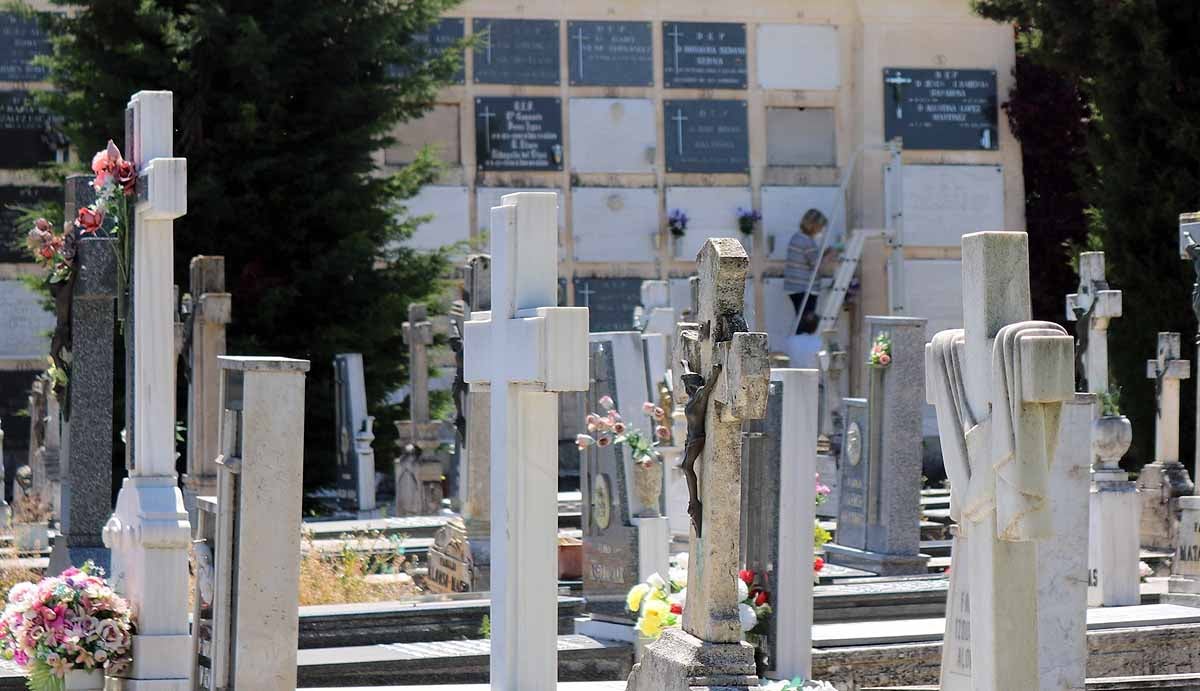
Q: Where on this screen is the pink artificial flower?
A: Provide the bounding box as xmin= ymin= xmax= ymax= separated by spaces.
xmin=597 ymin=436 xmax=611 ymax=448
xmin=608 ymin=410 xmax=622 ymax=423
xmin=642 ymin=402 xmax=655 ymax=414
xmin=576 ymin=434 xmax=595 ymax=449
xmin=612 ymin=422 xmax=626 ymax=435
xmin=879 ymin=353 xmax=891 ymax=366
xmin=585 ymin=414 xmax=600 ymax=426
xmin=652 ymin=406 xmax=666 ymax=420
xmin=598 ymin=395 xmax=614 ymax=410
xmin=115 ymin=159 xmax=137 ymax=195
xmin=76 ymin=206 xmax=104 ymax=235
xmin=655 ymin=425 xmax=670 ymax=440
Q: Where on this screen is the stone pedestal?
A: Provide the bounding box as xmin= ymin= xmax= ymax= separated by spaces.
xmin=1164 ymin=496 xmax=1200 ymax=608
xmin=1139 ymin=461 xmax=1194 ymax=552
xmin=625 ymin=628 xmax=759 ymax=691
xmin=1088 ymin=414 xmax=1140 ymax=607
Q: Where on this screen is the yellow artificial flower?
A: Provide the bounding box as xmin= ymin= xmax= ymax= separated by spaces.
xmin=626 ymin=583 xmax=651 ymax=613
xmin=637 ymin=614 xmax=663 ymax=638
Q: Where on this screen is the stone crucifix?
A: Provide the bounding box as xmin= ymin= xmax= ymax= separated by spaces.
xmin=402 ymin=303 xmax=434 ymax=428
xmin=1065 ymin=251 xmax=1121 ymax=395
xmin=1140 ymin=332 xmax=1193 ymax=551
xmin=926 ymin=232 xmax=1075 ymax=691
xmin=463 ymin=192 xmax=588 ymax=691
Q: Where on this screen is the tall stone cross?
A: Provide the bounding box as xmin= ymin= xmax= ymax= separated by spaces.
xmin=402 ymin=303 xmax=434 ymax=429
xmin=926 ymin=232 xmax=1075 ymax=691
xmin=463 ymin=193 xmax=588 ymax=691
xmin=1148 ymin=333 xmax=1190 ymax=464
xmin=182 ymin=256 xmax=231 ymax=516
xmin=1065 ymin=252 xmax=1121 ymax=394
xmin=102 ymin=90 xmax=192 ymax=685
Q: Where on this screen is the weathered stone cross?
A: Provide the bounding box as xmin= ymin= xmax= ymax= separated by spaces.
xmin=926 ymin=232 xmax=1075 ymax=691
xmin=1065 ymin=251 xmax=1121 ymax=395
xmin=1148 ymin=332 xmax=1190 ymax=461
xmin=463 ymin=192 xmax=588 ymax=691
xmin=402 ymin=303 xmax=434 ymax=428
xmin=102 ymin=90 xmax=192 ymax=684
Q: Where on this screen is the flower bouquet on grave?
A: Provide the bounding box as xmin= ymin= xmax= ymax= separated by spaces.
xmin=0 ymin=562 xmax=134 ymax=691
xmin=80 ymin=141 xmax=138 ymax=331
xmin=760 ymin=678 xmax=839 ymax=691
xmin=868 ymin=332 xmax=892 ymax=368
xmin=667 ymin=208 xmax=689 ymax=238
xmin=736 ymin=207 xmax=762 ymax=236
xmin=575 ymin=396 xmax=671 ymax=468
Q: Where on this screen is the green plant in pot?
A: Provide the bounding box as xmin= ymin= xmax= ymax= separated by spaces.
xmin=1092 ymin=387 xmax=1132 ymax=473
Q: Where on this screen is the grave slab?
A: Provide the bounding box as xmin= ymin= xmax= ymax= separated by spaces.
xmin=756 ymin=24 xmax=839 ymax=91
xmin=665 ymin=187 xmax=752 ymax=260
xmin=900 ymin=165 xmax=1005 ymax=247
xmin=570 ymin=187 xmax=657 ymax=262
xmin=402 ymin=186 xmax=470 ymax=254
xmin=568 ymin=99 xmax=655 ymax=174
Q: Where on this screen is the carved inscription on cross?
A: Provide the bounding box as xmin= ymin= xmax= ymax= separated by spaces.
xmin=1065 ymin=252 xmax=1121 ymax=394
xmin=676 ymin=238 xmax=769 ymax=644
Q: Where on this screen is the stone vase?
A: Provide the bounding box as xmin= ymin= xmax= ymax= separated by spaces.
xmin=1092 ymin=415 xmax=1132 ymax=472
xmin=63 ymin=668 xmax=104 ymax=690
xmin=633 ymin=461 xmax=663 ymax=518
xmin=13 ymin=522 xmax=48 ymax=552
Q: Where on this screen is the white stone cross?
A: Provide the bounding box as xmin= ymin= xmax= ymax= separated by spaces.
xmin=102 ymin=90 xmax=192 ymax=685
xmin=926 ymin=232 xmax=1075 ymax=691
xmin=402 ymin=303 xmax=434 ymax=426
xmin=1065 ymin=251 xmax=1122 ymax=395
xmin=463 ymin=192 xmax=588 ymax=691
xmin=678 ymin=238 xmax=770 ymax=643
xmin=1147 ymin=332 xmax=1191 ymax=464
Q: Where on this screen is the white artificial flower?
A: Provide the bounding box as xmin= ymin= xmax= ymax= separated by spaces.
xmin=671 ymin=552 xmax=689 ymax=570
xmin=758 ymin=681 xmax=788 ymax=691
xmin=668 ymin=588 xmax=686 ymax=608
xmin=738 ymin=602 xmax=757 ymax=632
xmin=647 ymin=572 xmax=667 ymax=592
xmin=737 ymin=578 xmax=749 ymax=602
xmin=805 ymin=682 xmax=838 ymax=691
xmin=669 ymin=567 xmax=688 ymax=590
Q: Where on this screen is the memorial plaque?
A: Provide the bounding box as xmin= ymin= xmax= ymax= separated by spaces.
xmin=662 ymin=21 xmax=747 ymax=89
xmin=0 ymin=12 xmax=50 ymax=82
xmin=474 ymin=97 xmax=563 ymax=172
xmin=664 ymin=99 xmax=748 ymax=174
xmin=0 ymin=184 xmax=58 ymax=262
xmin=573 ymin=277 xmax=642 ymax=332
xmin=884 ymin=68 xmax=998 ymax=151
xmin=426 ymin=517 xmax=473 ymax=594
xmin=836 ymin=399 xmax=869 ymax=549
xmin=567 ymin=21 xmax=653 ymax=87
xmin=472 ymin=18 xmax=560 ymax=86
xmin=415 ymin=18 xmax=464 ymax=84
xmin=0 ymin=91 xmax=57 ymax=169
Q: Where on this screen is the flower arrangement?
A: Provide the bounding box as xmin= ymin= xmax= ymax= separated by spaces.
xmin=576 ymin=396 xmax=671 ymax=468
xmin=24 ymin=219 xmax=75 ymax=285
xmin=667 ymin=208 xmax=689 ymax=237
xmin=625 ymin=553 xmax=771 ymax=643
xmin=0 ymin=562 xmax=133 ymax=689
xmin=82 ymin=140 xmax=136 ymax=287
xmin=868 ymin=332 xmax=892 ymax=368
xmin=760 ymin=679 xmax=838 ymax=691
xmin=736 ymin=207 xmax=762 ymax=235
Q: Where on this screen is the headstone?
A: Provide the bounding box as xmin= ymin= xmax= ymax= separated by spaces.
xmin=50 ymin=233 xmax=118 ymax=574
xmin=580 ymin=334 xmax=669 ymax=624
xmin=333 ymin=353 xmax=376 ymax=513
xmin=755 ymin=24 xmax=838 ymax=91
xmin=0 ymin=12 xmax=50 ymax=82
xmin=471 ymin=18 xmax=560 ymax=85
xmin=573 ymin=277 xmax=643 ymax=332
xmin=815 ymin=330 xmax=846 ymax=517
xmin=884 ymin=68 xmax=999 ymax=151
xmin=475 ymin=97 xmax=563 ymax=172
xmin=567 ymin=21 xmax=653 ymax=86
xmin=662 ymin=22 xmax=747 ymax=89
xmin=396 ymin=303 xmax=446 ymax=516
xmin=1140 ymin=332 xmax=1193 ymax=552
xmin=826 ymin=316 xmax=930 ymax=575
xmin=191 ymin=356 xmax=310 ymax=690
xmin=742 ymin=369 xmax=819 ymax=679
xmin=1066 ymin=251 xmax=1140 ymax=607
xmin=0 ymin=91 xmax=60 ymax=168
xmin=568 ymin=100 xmax=656 ymax=174
xmin=182 ymin=256 xmax=231 ymax=518
xmin=925 ymin=232 xmax=1077 ymax=691
xmin=29 ymin=376 xmax=60 ymax=509
xmin=627 ymin=238 xmax=768 ymax=691
xmin=459 ymin=253 xmax=493 ymax=589
xmin=663 ymin=100 xmax=749 ymax=174
xmin=426 ymin=515 xmax=473 ymax=593
xmin=462 ymin=192 xmax=589 ymax=691
xmin=1165 ymin=496 xmax=1200 ymax=608
xmin=101 ymin=90 xmax=192 ymax=685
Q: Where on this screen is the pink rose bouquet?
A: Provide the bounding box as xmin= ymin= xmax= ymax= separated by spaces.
xmin=0 ymin=562 xmax=134 ymax=689
xmin=868 ymin=332 xmax=892 ymax=368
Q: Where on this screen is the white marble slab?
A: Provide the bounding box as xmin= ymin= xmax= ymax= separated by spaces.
xmin=401 ymin=186 xmax=471 ymax=254
xmin=901 ymin=165 xmax=1005 ymax=247
xmin=571 ymin=187 xmax=658 ymax=262
xmin=761 ymin=186 xmax=842 ymax=260
xmin=0 ymin=280 xmax=55 ymax=363
xmin=569 ymin=99 xmax=656 ymax=173
xmin=766 ymin=108 xmax=836 ymax=166
xmin=665 ymin=187 xmax=752 ymax=260
xmin=756 ymin=24 xmax=840 ymax=91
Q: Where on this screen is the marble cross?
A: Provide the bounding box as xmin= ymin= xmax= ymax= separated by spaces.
xmin=102 ymin=90 xmax=192 ymax=684
xmin=1147 ymin=332 xmax=1190 ymax=464
xmin=463 ymin=192 xmax=588 ymax=691
xmin=402 ymin=303 xmax=434 ymax=427
xmin=677 ymin=238 xmax=769 ymax=644
xmin=183 ymin=256 xmax=231 ymax=514
xmin=926 ymin=232 xmax=1075 ymax=691
xmin=1065 ymin=252 xmax=1121 ymax=395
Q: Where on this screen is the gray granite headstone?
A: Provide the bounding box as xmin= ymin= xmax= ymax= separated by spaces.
xmin=742 ymin=380 xmax=783 ymax=663
xmin=51 ymin=236 xmax=117 ymax=573
xmin=835 ymin=398 xmax=870 ymax=550
xmin=333 ymin=353 xmax=373 ymax=512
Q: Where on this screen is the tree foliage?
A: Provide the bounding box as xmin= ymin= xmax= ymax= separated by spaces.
xmin=37 ymin=0 xmax=464 ymax=492
xmin=974 ymin=1 xmax=1200 ymax=466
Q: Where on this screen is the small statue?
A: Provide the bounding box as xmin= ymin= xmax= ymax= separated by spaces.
xmin=449 ymin=314 xmax=467 ymax=445
xmin=1186 ymin=232 xmax=1200 ymax=328
xmin=680 ymin=358 xmax=720 ymax=539
xmin=1072 ymin=301 xmax=1095 ymax=393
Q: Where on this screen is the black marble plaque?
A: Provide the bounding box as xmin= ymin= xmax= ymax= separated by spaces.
xmin=567 ymin=21 xmax=653 ymax=87
xmin=474 ymin=97 xmax=563 ymax=171
xmin=836 ymin=398 xmax=870 ymax=549
xmin=573 ymin=277 xmax=642 ymax=332
xmin=472 ymin=18 xmax=560 ymax=85
xmin=0 ymin=12 xmax=50 ymax=82
xmin=663 ymin=99 xmax=749 ymax=174
xmin=0 ymin=184 xmax=58 ymax=262
xmin=662 ymin=22 xmax=747 ymax=89
xmin=394 ymin=17 xmax=465 ymax=84
xmin=0 ymin=91 xmax=57 ymax=169
xmin=884 ymin=68 xmax=998 ymax=150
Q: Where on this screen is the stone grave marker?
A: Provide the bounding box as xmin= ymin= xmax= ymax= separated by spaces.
xmin=0 ymin=11 xmax=50 ymax=82
xmin=662 ymin=21 xmax=747 ymax=89
xmin=1066 ymin=251 xmax=1139 ymax=607
xmin=190 ymin=355 xmax=309 ymax=690
xmin=181 ymin=255 xmax=231 ymax=519
xmin=570 ymin=187 xmax=657 ymax=262
xmin=1140 ymin=332 xmax=1193 ymax=552
xmin=627 ymin=238 xmax=768 ymax=691
xmin=568 ymin=101 xmax=656 ymax=174
xmin=30 ymin=375 xmax=60 ymax=514
xmin=333 ymin=352 xmax=376 ymax=513
xmin=1180 ymin=212 xmax=1200 ymax=489
xmin=471 ymin=18 xmax=560 ymax=85
xmin=426 ymin=515 xmax=473 ymax=594
xmin=826 ymin=316 xmax=929 ymax=575
xmin=0 ymin=90 xmax=61 ymax=168
xmin=1165 ymin=496 xmax=1200 ymax=608
xmin=51 ymin=231 xmax=118 ymax=573
xmin=462 ymin=192 xmax=589 ymax=691
xmin=814 ymin=330 xmax=846 ymax=517
xmin=925 ymin=231 xmax=1077 ymax=691
xmin=567 ymin=21 xmax=653 ymax=87
xmin=102 ymin=90 xmax=192 ymax=685
xmin=663 ymin=100 xmax=749 ymax=175
xmin=742 ymin=368 xmax=819 ymax=679
xmin=395 ymin=303 xmax=447 ymax=516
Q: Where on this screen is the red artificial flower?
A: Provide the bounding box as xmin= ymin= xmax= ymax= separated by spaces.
xmin=76 ymin=206 xmax=104 ymax=235
xmin=813 ymin=557 xmax=825 ymax=573
xmin=115 ymin=159 xmax=137 ymax=195
xmin=670 ymin=603 xmax=683 ymax=615
xmin=739 ymin=569 xmax=754 ymax=585
xmin=754 ymin=591 xmax=769 ymax=606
